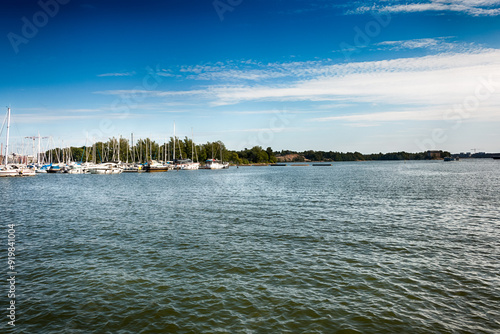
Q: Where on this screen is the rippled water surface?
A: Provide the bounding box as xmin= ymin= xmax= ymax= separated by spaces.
xmin=1 ymin=160 xmax=499 ymax=333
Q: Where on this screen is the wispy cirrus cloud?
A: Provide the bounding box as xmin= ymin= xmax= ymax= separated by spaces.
xmin=153 ymin=39 xmax=479 ymax=83
xmin=170 ymin=59 xmax=328 ymax=82
xmin=97 ymin=71 xmax=136 ymax=77
xmin=199 ymin=49 xmax=500 ymax=107
xmin=310 ymin=105 xmax=500 ymax=123
xmin=93 ymin=89 xmax=208 ymax=98
xmin=94 ymin=48 xmax=500 ymax=124
xmin=347 ymin=0 xmax=500 ymax=16
xmin=375 ymin=37 xmax=458 ymax=51
xmin=11 ymin=112 xmax=142 ymax=123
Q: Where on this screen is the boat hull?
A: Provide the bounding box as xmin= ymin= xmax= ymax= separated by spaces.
xmin=0 ymin=169 xmax=20 ymax=177
xmin=145 ymin=167 xmax=170 ymax=172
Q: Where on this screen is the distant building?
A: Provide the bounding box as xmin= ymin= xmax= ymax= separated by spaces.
xmin=427 ymin=150 xmax=441 ymax=159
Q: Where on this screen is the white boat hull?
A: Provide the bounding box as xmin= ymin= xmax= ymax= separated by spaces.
xmin=19 ymin=168 xmax=36 ymax=176
xmin=0 ymin=169 xmax=20 ymax=177
xmin=181 ymin=163 xmax=200 ymax=170
xmin=88 ymin=163 xmax=123 ymax=174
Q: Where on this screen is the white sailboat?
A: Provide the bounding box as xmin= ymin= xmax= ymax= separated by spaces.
xmin=204 ymin=159 xmax=229 ymax=169
xmin=181 ymin=129 xmax=200 ymax=170
xmin=0 ymin=107 xmax=30 ymax=177
xmin=204 ymin=142 xmax=229 ymax=169
xmin=88 ymin=162 xmax=123 ymax=174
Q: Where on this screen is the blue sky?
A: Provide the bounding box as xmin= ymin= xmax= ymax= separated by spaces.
xmin=1 ymin=0 xmax=500 ymax=153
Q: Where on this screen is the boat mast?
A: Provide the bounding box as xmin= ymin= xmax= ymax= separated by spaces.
xmin=220 ymin=141 xmax=223 ymax=163
xmin=37 ymin=132 xmax=41 ymax=164
xmin=5 ymin=107 xmax=10 ymax=165
xmin=191 ymin=128 xmax=195 ymax=162
xmin=131 ymin=133 xmax=134 ymax=163
xmin=126 ymin=136 xmax=129 ymax=164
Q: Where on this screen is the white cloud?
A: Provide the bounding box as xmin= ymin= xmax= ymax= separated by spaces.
xmin=93 ymin=49 xmax=500 ymax=124
xmin=310 ymin=105 xmax=500 ymax=123
xmin=97 ymin=72 xmax=136 ymax=77
xmin=11 ymin=112 xmax=141 ymax=123
xmin=201 ymin=49 xmax=500 ymax=107
xmin=374 ymin=37 xmax=465 ymax=52
xmin=348 ymin=0 xmax=500 ymax=16
xmin=93 ymin=89 xmax=208 ymax=97
xmin=66 ymin=108 xmax=103 ymax=113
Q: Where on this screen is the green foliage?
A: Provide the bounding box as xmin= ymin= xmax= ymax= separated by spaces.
xmin=42 ymin=136 xmax=449 ymax=165
xmin=236 ymin=146 xmax=277 ymax=164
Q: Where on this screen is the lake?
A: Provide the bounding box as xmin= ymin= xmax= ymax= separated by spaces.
xmin=1 ymin=159 xmax=499 ymax=333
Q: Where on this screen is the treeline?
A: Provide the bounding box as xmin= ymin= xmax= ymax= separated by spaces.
xmin=44 ymin=137 xmax=230 ymax=164
xmin=43 ymin=137 xmax=450 ymax=164
xmin=279 ymin=150 xmax=450 ymax=162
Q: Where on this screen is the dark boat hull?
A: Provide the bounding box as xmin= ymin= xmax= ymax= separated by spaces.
xmin=144 ymin=166 xmax=169 ymax=172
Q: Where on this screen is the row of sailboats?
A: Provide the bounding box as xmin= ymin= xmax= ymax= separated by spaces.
xmin=1 ymin=108 xmax=229 ymax=177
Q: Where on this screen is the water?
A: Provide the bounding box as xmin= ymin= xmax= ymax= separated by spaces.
xmin=1 ymin=160 xmax=499 ymax=333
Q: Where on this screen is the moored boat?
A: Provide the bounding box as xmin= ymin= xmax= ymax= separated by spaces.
xmin=88 ymin=162 xmax=123 ymax=174
xmin=181 ymin=161 xmax=200 ymax=170
xmin=144 ymin=160 xmax=171 ymax=172
xmin=17 ymin=165 xmax=36 ymax=176
xmin=67 ymin=163 xmax=86 ymax=174
xmin=0 ymin=107 xmax=35 ymax=177
xmin=203 ymin=159 xmax=229 ymax=169
xmin=35 ymin=164 xmax=52 ymax=173
xmin=0 ymin=165 xmax=20 ymax=177
xmin=47 ymin=164 xmax=64 ymax=173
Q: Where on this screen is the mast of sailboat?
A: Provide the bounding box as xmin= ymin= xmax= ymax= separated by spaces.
xmin=131 ymin=133 xmax=134 ymax=163
xmin=220 ymin=141 xmax=223 ymax=163
xmin=93 ymin=141 xmax=96 ymax=164
xmin=173 ymin=122 xmax=176 ymax=161
xmin=37 ymin=133 xmax=40 ymax=163
xmin=177 ymin=134 xmax=183 ymax=160
xmin=5 ymin=107 xmax=10 ymax=165
xmin=191 ymin=128 xmax=195 ymax=162
xmin=126 ymin=136 xmax=129 ymax=164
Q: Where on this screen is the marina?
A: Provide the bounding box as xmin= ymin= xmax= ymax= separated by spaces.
xmin=0 ymin=108 xmax=231 ymax=176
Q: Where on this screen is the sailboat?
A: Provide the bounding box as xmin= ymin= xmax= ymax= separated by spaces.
xmin=181 ymin=129 xmax=200 ymax=170
xmin=204 ymin=142 xmax=229 ymax=169
xmin=0 ymin=107 xmax=35 ymax=177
